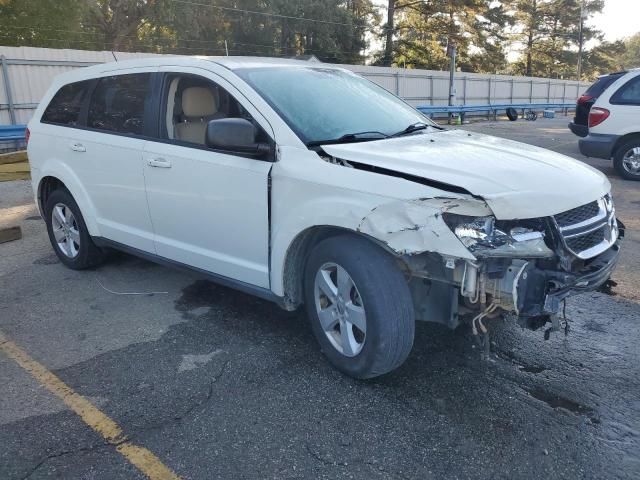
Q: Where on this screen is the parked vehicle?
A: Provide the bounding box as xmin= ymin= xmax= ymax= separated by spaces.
xmin=579 ymin=69 xmax=640 ymax=180
xmin=27 ymin=57 xmax=623 ymax=378
xmin=569 ymin=71 xmax=626 ymax=137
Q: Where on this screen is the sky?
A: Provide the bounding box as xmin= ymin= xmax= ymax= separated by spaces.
xmin=591 ymin=0 xmax=639 ymax=41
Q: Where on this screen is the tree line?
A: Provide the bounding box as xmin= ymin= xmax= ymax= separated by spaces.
xmin=0 ymin=0 xmax=638 ymax=79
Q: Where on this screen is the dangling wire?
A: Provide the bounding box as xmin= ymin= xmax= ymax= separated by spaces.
xmin=562 ymin=299 xmax=570 ymax=335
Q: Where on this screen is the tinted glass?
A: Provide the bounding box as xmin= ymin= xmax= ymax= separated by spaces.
xmin=41 ymin=80 xmax=91 ymax=125
xmin=236 ymin=67 xmax=434 ymax=144
xmin=87 ymin=74 xmax=150 ymax=135
xmin=611 ymin=76 xmax=640 ymax=105
xmin=584 ymin=73 xmax=625 ymax=97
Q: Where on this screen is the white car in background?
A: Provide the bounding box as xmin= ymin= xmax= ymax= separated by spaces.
xmin=579 ymin=68 xmax=640 ymax=180
xmin=27 ymin=57 xmax=622 ymax=379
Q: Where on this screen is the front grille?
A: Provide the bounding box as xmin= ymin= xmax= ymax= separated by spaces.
xmin=565 ymin=227 xmax=606 ymax=253
xmin=554 ymin=201 xmax=600 ymax=227
xmin=553 ymin=196 xmax=617 ymax=259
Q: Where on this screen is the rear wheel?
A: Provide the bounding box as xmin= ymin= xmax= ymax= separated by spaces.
xmin=44 ymin=189 xmax=106 ymax=269
xmin=304 ymin=235 xmax=415 ymax=379
xmin=614 ymin=140 xmax=640 ymax=181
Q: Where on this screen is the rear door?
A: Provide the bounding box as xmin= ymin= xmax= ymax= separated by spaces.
xmin=65 ymin=70 xmax=157 ymax=252
xmin=605 ymin=73 xmax=640 ymax=134
xmin=142 ymin=68 xmax=274 ymax=287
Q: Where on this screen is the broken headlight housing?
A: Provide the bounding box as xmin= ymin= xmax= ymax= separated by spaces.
xmin=443 ymin=214 xmax=554 ymax=258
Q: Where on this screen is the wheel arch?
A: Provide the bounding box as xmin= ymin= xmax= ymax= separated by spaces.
xmin=612 ymin=132 xmax=640 ymax=158
xmin=36 ymin=169 xmax=100 ymax=236
xmin=277 ymin=225 xmax=400 ymax=310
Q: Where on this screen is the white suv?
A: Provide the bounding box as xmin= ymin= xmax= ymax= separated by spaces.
xmin=579 ymin=68 xmax=640 ymax=180
xmin=28 ymin=57 xmax=622 ymax=378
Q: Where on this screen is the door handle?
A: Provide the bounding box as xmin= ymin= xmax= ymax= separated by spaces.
xmin=69 ymin=142 xmax=86 ymax=152
xmin=147 ymin=157 xmax=172 ymax=168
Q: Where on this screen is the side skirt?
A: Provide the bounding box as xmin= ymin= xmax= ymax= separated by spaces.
xmin=92 ymin=237 xmax=287 ymax=308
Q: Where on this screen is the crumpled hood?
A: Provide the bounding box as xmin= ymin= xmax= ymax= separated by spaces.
xmin=321 ymin=129 xmax=611 ymax=219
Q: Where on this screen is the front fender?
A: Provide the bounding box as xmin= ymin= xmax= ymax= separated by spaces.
xmin=356 ymin=197 xmax=489 ymax=258
xmin=270 ymin=192 xmax=384 ymax=296
xmin=269 ymin=147 xmax=492 ymax=297
xmin=270 ymin=192 xmax=489 ymax=297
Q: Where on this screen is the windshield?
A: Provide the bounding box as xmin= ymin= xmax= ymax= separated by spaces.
xmin=235 ymin=66 xmax=436 ymax=145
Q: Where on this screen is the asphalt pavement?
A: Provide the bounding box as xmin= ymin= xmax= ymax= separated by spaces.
xmin=1 ymin=115 xmax=639 ymax=479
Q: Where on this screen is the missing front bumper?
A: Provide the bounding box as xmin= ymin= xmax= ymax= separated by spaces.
xmin=515 ymin=237 xmax=622 ymax=318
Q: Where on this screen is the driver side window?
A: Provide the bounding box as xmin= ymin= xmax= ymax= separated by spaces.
xmin=162 ymin=74 xmax=254 ymax=147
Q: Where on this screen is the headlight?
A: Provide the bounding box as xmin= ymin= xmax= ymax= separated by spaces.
xmin=443 ymin=214 xmax=554 ymax=258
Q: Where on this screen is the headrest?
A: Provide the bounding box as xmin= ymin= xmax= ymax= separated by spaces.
xmin=181 ymin=87 xmax=217 ymax=117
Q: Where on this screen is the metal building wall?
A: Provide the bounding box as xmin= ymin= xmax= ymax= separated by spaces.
xmin=1 ymin=46 xmax=591 ymax=126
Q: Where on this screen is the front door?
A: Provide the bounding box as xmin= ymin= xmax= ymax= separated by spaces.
xmin=143 ymin=70 xmax=273 ymax=288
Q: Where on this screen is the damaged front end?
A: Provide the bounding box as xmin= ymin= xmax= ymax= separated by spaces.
xmin=369 ymin=194 xmax=623 ymax=336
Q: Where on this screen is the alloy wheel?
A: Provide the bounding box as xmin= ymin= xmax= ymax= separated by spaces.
xmin=622 ymin=147 xmax=640 ymax=176
xmin=51 ymin=203 xmax=80 ymax=258
xmin=314 ymin=262 xmax=366 ymax=357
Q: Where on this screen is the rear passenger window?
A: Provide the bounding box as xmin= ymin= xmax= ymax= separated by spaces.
xmin=41 ymin=80 xmax=91 ymax=126
xmin=87 ymin=74 xmax=150 ymax=135
xmin=611 ymin=76 xmax=640 ymax=105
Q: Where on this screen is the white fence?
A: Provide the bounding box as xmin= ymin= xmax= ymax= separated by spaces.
xmin=0 ymin=46 xmax=591 ymax=125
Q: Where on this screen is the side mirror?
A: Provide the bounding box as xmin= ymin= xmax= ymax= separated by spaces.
xmin=205 ymin=118 xmax=271 ymax=157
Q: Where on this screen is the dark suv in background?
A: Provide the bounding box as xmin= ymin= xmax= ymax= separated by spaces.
xmin=569 ymin=71 xmax=626 ymax=137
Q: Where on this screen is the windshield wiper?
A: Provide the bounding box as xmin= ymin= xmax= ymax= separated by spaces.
xmin=307 ymin=131 xmax=389 ymax=147
xmin=391 ymin=122 xmax=432 ymax=137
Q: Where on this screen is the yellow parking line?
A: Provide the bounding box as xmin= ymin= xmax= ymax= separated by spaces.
xmin=0 ymin=331 xmax=180 ymax=480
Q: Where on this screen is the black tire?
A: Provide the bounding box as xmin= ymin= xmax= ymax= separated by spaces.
xmin=506 ymin=107 xmax=518 ymax=121
xmin=304 ymin=235 xmax=415 ymax=379
xmin=613 ymin=139 xmax=640 ymax=181
xmin=44 ymin=188 xmax=106 ymax=269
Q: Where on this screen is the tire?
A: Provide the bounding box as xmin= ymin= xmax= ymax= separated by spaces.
xmin=303 ymin=234 xmax=415 ymax=379
xmin=613 ymin=140 xmax=640 ymax=181
xmin=44 ymin=188 xmax=106 ymax=269
xmin=506 ymin=107 xmax=518 ymax=121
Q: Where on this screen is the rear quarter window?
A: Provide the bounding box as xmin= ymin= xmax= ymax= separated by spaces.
xmin=87 ymin=73 xmax=151 ymax=135
xmin=610 ymin=75 xmax=640 ymax=105
xmin=41 ymin=80 xmax=92 ymax=126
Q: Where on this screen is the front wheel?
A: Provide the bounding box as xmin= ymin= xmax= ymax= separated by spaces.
xmin=614 ymin=140 xmax=640 ymax=181
xmin=304 ymin=235 xmax=415 ymax=379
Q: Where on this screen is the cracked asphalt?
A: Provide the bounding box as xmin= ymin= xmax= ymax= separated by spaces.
xmin=1 ymin=116 xmax=639 ymax=479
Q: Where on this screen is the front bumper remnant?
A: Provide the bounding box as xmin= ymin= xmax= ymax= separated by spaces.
xmin=515 ymin=235 xmax=622 ymax=319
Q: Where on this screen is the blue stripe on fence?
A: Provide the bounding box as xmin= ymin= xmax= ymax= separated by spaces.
xmin=0 ymin=124 xmax=27 ymax=142
xmin=417 ymin=102 xmax=574 ymax=115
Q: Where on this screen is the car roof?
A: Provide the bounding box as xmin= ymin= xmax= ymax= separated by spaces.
xmin=52 ymin=55 xmax=341 ymax=86
xmin=598 ymin=68 xmax=640 ymax=79
xmin=203 ymin=56 xmax=326 ymax=70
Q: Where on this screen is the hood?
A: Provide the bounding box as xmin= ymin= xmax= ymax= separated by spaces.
xmin=321 ymin=129 xmax=610 ymax=219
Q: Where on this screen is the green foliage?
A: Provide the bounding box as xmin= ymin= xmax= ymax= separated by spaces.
xmin=375 ymin=0 xmax=511 ymax=73
xmin=582 ymin=40 xmax=626 ymax=77
xmin=0 ymin=0 xmax=376 ymax=62
xmin=507 ymin=0 xmax=610 ymax=79
xmin=621 ymin=33 xmax=640 ymax=70
xmin=0 ymin=0 xmax=95 ymax=49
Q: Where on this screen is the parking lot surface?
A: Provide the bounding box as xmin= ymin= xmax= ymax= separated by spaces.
xmin=1 ymin=115 xmax=639 ymax=479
